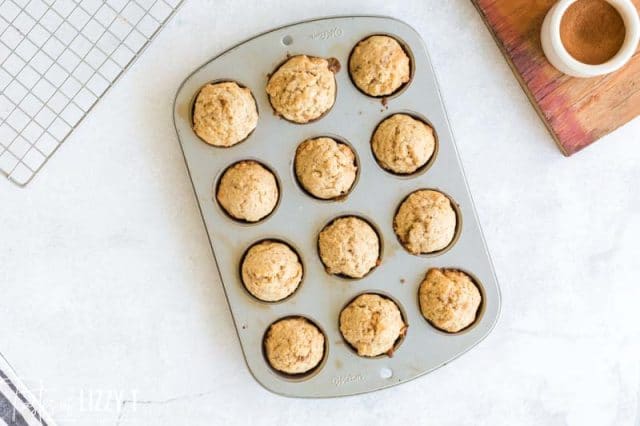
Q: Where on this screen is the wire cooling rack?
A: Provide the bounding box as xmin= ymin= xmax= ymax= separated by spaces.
xmin=0 ymin=0 xmax=184 ymax=186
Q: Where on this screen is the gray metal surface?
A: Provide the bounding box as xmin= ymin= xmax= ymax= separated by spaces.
xmin=0 ymin=0 xmax=184 ymax=186
xmin=173 ymin=16 xmax=501 ymax=398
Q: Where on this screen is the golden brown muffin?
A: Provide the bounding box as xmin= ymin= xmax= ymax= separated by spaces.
xmin=192 ymin=82 xmax=258 ymax=147
xmin=393 ymin=189 xmax=457 ymax=255
xmin=318 ymin=216 xmax=380 ymax=278
xmin=295 ymin=137 xmax=357 ymax=199
xmin=349 ymin=35 xmax=411 ymax=97
xmin=419 ymin=269 xmax=482 ymax=333
xmin=216 ymin=161 xmax=278 ymax=222
xmin=264 ymin=317 xmax=325 ymax=375
xmin=266 ymin=55 xmax=337 ymax=123
xmin=372 ymin=114 xmax=435 ymax=174
xmin=241 ymin=241 xmax=303 ymax=302
xmin=339 ymin=293 xmax=406 ymax=357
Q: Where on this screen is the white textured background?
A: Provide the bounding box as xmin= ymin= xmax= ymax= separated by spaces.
xmin=1 ymin=0 xmax=639 ymax=425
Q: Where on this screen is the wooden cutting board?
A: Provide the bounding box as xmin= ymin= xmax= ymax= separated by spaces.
xmin=472 ymin=0 xmax=640 ymax=155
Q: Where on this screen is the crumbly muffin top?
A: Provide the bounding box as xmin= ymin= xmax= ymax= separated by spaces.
xmin=295 ymin=137 xmax=357 ymax=199
xmin=318 ymin=216 xmax=380 ymax=278
xmin=216 ymin=161 xmax=278 ymax=222
xmin=264 ymin=317 xmax=325 ymax=375
xmin=349 ymin=35 xmax=411 ymax=97
xmin=393 ymin=189 xmax=457 ymax=255
xmin=372 ymin=114 xmax=435 ymax=174
xmin=339 ymin=294 xmax=406 ymax=357
xmin=192 ymin=82 xmax=258 ymax=147
xmin=266 ymin=55 xmax=337 ymax=123
xmin=241 ymin=241 xmax=302 ymax=302
xmin=419 ymin=269 xmax=482 ymax=333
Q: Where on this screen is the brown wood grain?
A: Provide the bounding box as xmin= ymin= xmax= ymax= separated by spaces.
xmin=472 ymin=0 xmax=640 ymax=155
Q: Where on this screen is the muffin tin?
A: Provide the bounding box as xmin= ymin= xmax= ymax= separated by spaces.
xmin=172 ymin=15 xmax=501 ymax=397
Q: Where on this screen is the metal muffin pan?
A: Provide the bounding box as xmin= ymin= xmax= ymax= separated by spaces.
xmin=172 ymin=15 xmax=501 ymax=397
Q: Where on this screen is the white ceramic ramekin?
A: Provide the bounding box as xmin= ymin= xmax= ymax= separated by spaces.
xmin=541 ymin=0 xmax=640 ymax=78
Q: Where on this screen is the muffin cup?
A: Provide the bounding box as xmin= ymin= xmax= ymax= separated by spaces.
xmin=338 ymin=291 xmax=409 ymax=358
xmin=292 ymin=135 xmax=360 ymax=202
xmin=348 ymin=33 xmax=415 ymax=98
xmin=238 ymin=237 xmax=305 ymax=303
xmin=262 ymin=315 xmax=329 ymax=380
xmin=190 ymin=79 xmax=259 ymax=147
xmin=369 ymin=111 xmax=439 ymax=178
xmin=316 ymin=214 xmax=384 ymax=280
xmin=393 ymin=188 xmax=463 ymax=257
xmin=417 ymin=268 xmax=486 ymax=335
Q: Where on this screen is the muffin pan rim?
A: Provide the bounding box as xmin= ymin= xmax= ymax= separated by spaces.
xmin=172 ymin=15 xmax=502 ymax=398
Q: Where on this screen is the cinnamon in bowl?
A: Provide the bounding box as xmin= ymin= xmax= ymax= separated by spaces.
xmin=560 ymin=0 xmax=626 ymax=65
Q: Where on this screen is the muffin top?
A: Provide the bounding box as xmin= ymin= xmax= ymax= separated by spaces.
xmin=192 ymin=82 xmax=258 ymax=147
xmin=349 ymin=35 xmax=411 ymax=97
xmin=241 ymin=241 xmax=302 ymax=302
xmin=419 ymin=269 xmax=482 ymax=333
xmin=393 ymin=189 xmax=457 ymax=255
xmin=372 ymin=114 xmax=435 ymax=174
xmin=339 ymin=293 xmax=406 ymax=357
xmin=264 ymin=317 xmax=325 ymax=375
xmin=295 ymin=137 xmax=357 ymax=199
xmin=216 ymin=161 xmax=278 ymax=222
xmin=266 ymin=55 xmax=337 ymax=123
xmin=318 ymin=216 xmax=380 ymax=278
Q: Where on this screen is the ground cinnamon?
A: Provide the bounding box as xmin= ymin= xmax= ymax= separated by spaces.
xmin=560 ymin=0 xmax=626 ymax=65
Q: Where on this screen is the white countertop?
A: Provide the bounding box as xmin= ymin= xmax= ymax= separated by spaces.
xmin=1 ymin=1 xmax=639 ymax=425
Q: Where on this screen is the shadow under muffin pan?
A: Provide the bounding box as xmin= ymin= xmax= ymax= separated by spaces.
xmin=173 ymin=16 xmax=501 ymax=398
